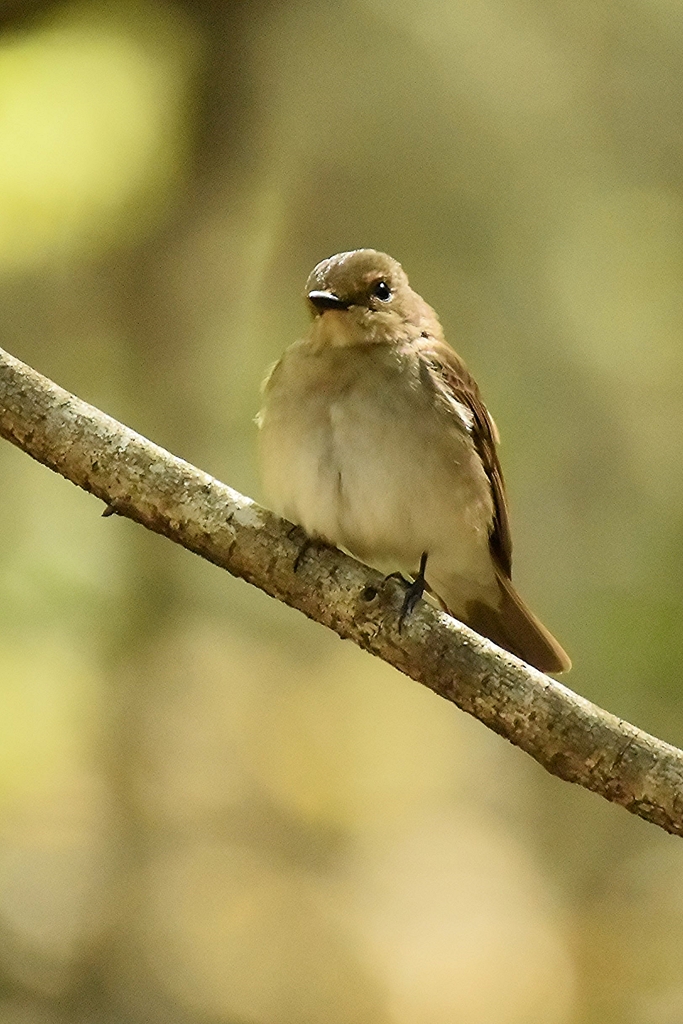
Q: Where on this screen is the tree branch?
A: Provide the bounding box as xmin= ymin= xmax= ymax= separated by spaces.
xmin=1 ymin=345 xmax=682 ymax=836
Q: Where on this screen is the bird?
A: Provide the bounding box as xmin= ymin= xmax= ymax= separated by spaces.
xmin=257 ymin=249 xmax=570 ymax=673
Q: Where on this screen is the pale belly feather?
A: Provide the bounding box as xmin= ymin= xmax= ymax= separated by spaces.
xmin=259 ymin=341 xmax=496 ymax=599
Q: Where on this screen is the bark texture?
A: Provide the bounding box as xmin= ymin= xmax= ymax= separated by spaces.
xmin=1 ymin=345 xmax=683 ymax=836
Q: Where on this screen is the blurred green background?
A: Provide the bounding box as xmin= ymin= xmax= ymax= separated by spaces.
xmin=1 ymin=0 xmax=683 ymax=1021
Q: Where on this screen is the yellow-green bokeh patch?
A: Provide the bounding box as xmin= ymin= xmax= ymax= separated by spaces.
xmin=0 ymin=2 xmax=197 ymax=272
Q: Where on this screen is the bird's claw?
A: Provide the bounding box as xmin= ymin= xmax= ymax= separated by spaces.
xmin=294 ymin=536 xmax=314 ymax=572
xmin=398 ymin=582 xmax=426 ymax=632
xmin=385 ymin=552 xmax=429 ymax=633
xmin=292 ymin=531 xmax=328 ymax=572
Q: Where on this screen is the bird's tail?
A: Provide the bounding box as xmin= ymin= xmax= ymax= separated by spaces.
xmin=462 ymin=570 xmax=571 ymax=674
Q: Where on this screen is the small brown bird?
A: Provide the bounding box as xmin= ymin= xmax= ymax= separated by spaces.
xmin=258 ymin=249 xmax=570 ymax=673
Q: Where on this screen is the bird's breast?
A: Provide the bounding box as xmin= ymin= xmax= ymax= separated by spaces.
xmin=258 ymin=343 xmax=494 ymax=578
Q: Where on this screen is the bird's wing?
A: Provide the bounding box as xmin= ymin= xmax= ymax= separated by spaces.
xmin=416 ymin=336 xmax=513 ymax=578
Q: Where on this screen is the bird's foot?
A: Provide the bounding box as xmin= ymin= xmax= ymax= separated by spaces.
xmin=289 ymin=527 xmax=326 ymax=572
xmin=102 ymin=499 xmax=123 ymax=518
xmin=386 ymin=552 xmax=429 ymax=632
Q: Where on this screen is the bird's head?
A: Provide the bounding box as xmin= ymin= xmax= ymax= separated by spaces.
xmin=304 ymin=249 xmax=439 ymax=347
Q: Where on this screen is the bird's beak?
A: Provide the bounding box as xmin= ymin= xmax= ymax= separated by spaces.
xmin=307 ymin=290 xmax=350 ymax=312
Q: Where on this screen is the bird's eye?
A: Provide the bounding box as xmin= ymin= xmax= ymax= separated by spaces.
xmin=373 ymin=280 xmax=391 ymax=302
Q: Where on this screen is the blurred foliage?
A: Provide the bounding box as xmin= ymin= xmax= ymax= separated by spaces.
xmin=0 ymin=0 xmax=683 ymax=1021
xmin=0 ymin=1 xmax=198 ymax=270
